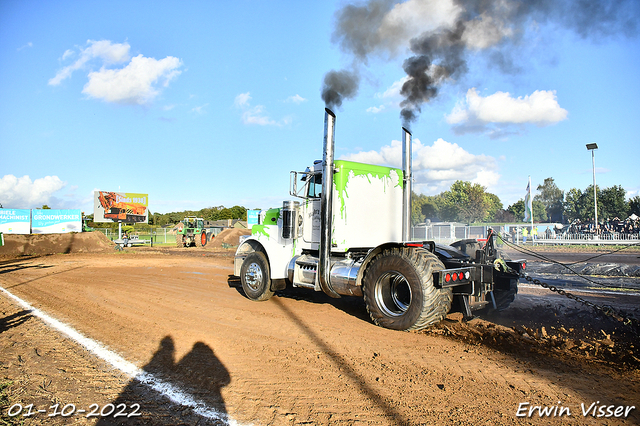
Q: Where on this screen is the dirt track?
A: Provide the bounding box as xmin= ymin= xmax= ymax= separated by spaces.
xmin=1 ymin=246 xmax=639 ymax=425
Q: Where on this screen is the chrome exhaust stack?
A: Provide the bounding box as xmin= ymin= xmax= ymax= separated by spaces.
xmin=319 ymin=108 xmax=341 ymax=298
xmin=402 ymin=127 xmax=412 ymax=241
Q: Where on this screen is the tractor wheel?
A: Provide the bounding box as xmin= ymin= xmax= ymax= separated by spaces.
xmin=195 ymin=231 xmax=206 ymax=247
xmin=240 ymin=252 xmax=274 ymax=301
xmin=363 ymin=247 xmax=452 ymax=331
xmin=175 ymin=233 xmax=185 ymax=248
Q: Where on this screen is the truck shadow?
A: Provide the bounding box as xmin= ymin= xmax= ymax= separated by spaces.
xmin=271 ymin=296 xmax=411 ymax=425
xmin=96 ymin=336 xmax=230 ymax=425
xmin=227 ymin=274 xmax=371 ymax=323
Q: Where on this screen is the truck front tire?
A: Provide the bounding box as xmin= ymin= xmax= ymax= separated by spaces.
xmin=363 ymin=247 xmax=452 ymax=331
xmin=176 ymin=234 xmax=184 ymax=248
xmin=240 ymin=252 xmax=274 ymax=301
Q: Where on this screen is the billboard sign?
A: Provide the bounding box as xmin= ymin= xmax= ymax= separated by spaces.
xmin=31 ymin=209 xmax=82 ymax=234
xmin=93 ymin=191 xmax=149 ymax=223
xmin=0 ymin=209 xmax=31 ymax=234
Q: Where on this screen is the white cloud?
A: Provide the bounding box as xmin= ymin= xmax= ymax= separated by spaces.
xmin=446 ymin=88 xmax=568 ymax=137
xmin=377 ymin=0 xmax=461 ymax=56
xmin=234 ymin=92 xmax=252 ymax=108
xmin=234 ymin=92 xmax=291 ymax=126
xmin=82 ymin=55 xmax=182 ymax=105
xmin=379 ymin=77 xmax=408 ymax=100
xmin=49 ymin=40 xmax=131 ymax=86
xmin=0 ymin=175 xmax=66 ymax=208
xmin=366 ymin=105 xmax=385 ymax=113
xmin=243 ymin=105 xmax=278 ymax=126
xmin=339 ymin=137 xmax=500 ymax=195
xmin=49 ymin=40 xmax=182 ymax=106
xmin=61 ymin=49 xmax=74 ymax=61
xmin=17 ymin=42 xmax=33 ymax=51
xmin=285 ymin=94 xmax=307 ymax=104
xmin=190 ymin=103 xmax=209 ymax=114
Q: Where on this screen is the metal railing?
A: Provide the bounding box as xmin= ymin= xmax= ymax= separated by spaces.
xmin=96 ymin=228 xmax=177 ymax=244
xmin=412 ymin=223 xmax=640 ymax=246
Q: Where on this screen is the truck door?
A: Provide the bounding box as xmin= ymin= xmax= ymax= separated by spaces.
xmin=302 ymin=173 xmax=321 ymax=244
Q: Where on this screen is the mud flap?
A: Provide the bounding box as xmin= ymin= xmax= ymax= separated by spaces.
xmin=453 ymin=295 xmax=473 ymax=320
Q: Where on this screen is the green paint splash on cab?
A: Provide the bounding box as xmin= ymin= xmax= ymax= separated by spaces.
xmin=251 ymin=208 xmax=281 ymax=238
xmin=333 ymin=160 xmax=403 ymax=219
xmin=252 ymin=224 xmax=270 ymax=238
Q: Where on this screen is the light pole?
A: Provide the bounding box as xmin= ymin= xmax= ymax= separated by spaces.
xmin=586 ymin=143 xmax=598 ymax=235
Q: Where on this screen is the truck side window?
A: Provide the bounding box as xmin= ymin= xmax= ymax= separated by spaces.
xmin=306 ymin=173 xmax=322 ymax=198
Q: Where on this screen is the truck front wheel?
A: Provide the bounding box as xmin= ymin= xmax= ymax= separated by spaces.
xmin=240 ymin=252 xmax=274 ymax=301
xmin=175 ymin=234 xmax=184 ymax=248
xmin=363 ymin=248 xmax=452 ymax=331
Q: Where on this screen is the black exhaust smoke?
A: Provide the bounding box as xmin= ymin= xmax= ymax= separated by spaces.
xmin=326 ymin=0 xmax=639 ymax=125
xmin=321 ymin=69 xmax=360 ymax=110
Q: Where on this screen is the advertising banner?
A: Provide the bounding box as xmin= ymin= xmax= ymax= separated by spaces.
xmin=31 ymin=209 xmax=82 ymax=234
xmin=0 ymin=209 xmax=31 ymax=234
xmin=93 ymin=191 xmax=149 ymax=223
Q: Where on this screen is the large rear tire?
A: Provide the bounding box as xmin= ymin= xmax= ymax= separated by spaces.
xmin=195 ymin=231 xmax=206 ymax=247
xmin=363 ymin=247 xmax=452 ymax=331
xmin=240 ymin=252 xmax=274 ymax=301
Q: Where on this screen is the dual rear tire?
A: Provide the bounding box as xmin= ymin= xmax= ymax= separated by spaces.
xmin=363 ymin=247 xmax=452 ymax=331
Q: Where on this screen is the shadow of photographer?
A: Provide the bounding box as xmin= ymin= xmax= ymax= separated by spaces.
xmin=96 ymin=335 xmax=230 ymax=425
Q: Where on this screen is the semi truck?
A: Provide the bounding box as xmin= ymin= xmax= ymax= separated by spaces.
xmin=234 ymin=109 xmax=524 ymax=331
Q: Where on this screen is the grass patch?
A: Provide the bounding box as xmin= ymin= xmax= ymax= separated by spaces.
xmin=0 ymin=380 xmax=21 ymax=426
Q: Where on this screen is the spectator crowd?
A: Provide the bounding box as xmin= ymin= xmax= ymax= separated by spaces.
xmin=566 ymin=216 xmax=640 ymax=237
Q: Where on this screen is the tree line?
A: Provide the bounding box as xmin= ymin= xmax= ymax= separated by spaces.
xmin=148 ymin=205 xmax=247 ymax=226
xmin=86 ymin=205 xmax=247 ymax=229
xmin=412 ymin=178 xmax=639 ymax=225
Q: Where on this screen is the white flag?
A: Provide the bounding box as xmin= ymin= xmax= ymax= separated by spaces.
xmin=523 ymin=177 xmax=532 ymax=222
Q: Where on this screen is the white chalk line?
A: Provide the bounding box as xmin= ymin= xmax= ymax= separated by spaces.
xmin=0 ymin=286 xmax=250 ymax=426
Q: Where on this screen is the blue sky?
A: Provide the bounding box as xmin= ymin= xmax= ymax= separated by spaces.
xmin=1 ymin=0 xmax=639 ymax=215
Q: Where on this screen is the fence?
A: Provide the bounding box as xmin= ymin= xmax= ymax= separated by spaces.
xmin=412 ymin=223 xmax=640 ymax=246
xmin=95 ymin=224 xmax=639 ymax=247
xmin=412 ymin=224 xmax=488 ymax=245
xmin=96 ymin=227 xmax=178 ymax=244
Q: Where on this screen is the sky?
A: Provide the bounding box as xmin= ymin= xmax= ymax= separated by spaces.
xmin=1 ymin=0 xmax=639 ymax=215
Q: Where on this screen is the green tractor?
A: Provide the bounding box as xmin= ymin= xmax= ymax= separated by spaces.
xmin=175 ymin=216 xmax=208 ymax=247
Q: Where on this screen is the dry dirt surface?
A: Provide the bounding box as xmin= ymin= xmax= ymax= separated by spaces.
xmin=0 ymin=237 xmax=639 ymax=425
